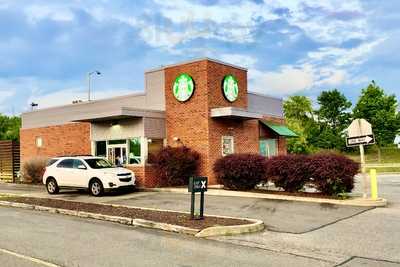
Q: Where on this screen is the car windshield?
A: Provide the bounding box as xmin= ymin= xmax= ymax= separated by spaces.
xmin=84 ymin=158 xmax=114 ymax=169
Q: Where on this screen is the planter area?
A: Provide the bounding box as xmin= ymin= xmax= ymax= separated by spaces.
xmin=0 ymin=195 xmax=264 ymax=237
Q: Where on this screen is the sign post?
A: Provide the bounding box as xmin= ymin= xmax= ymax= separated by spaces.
xmin=188 ymin=176 xmax=208 ymax=220
xmin=346 ymin=119 xmax=375 ymax=198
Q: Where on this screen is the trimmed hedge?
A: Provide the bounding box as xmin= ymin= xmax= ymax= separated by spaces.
xmin=213 ymin=153 xmax=358 ymax=195
xmin=265 ymin=154 xmax=311 ymax=192
xmin=309 ymin=153 xmax=359 ymax=195
xmin=213 ymin=153 xmax=267 ymax=190
xmin=265 ymin=153 xmax=359 ymax=196
xmin=151 ymin=146 xmax=200 ymax=186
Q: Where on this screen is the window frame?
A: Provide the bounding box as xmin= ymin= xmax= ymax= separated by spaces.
xmin=221 ymin=136 xmax=234 ymax=156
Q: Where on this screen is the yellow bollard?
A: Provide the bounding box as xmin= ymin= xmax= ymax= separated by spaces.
xmin=370 ymin=169 xmax=378 ymax=200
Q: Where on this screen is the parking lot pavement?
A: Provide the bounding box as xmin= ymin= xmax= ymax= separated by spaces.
xmin=0 ymin=207 xmax=331 ymax=267
xmin=108 ymin=192 xmax=371 ymax=234
xmin=0 ymin=181 xmax=372 ymax=234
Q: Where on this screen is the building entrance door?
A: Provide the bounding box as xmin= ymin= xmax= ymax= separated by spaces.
xmin=107 ymin=145 xmax=127 ymax=166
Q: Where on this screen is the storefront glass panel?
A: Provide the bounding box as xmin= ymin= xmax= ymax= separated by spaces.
xmin=129 ymin=138 xmax=141 ymax=164
xmin=260 ymin=139 xmax=277 ymax=158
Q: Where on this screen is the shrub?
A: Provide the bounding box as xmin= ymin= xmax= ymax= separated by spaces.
xmin=151 ymin=146 xmax=200 ymax=186
xmin=213 ymin=153 xmax=267 ymax=190
xmin=309 ymin=153 xmax=359 ymax=196
xmin=265 ymin=154 xmax=311 ymax=192
xmin=22 ymin=157 xmax=49 ymax=184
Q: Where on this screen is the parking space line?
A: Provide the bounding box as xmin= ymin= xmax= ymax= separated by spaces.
xmin=0 ymin=248 xmax=61 ymax=267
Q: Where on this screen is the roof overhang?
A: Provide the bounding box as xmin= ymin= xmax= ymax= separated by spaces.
xmin=210 ymin=107 xmax=263 ymax=120
xmin=72 ymin=107 xmax=165 ymax=122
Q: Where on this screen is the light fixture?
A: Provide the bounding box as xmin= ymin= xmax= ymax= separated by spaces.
xmin=87 ymin=70 xmax=101 ymax=101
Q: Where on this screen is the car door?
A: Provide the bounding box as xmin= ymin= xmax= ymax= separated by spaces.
xmin=70 ymin=159 xmax=90 ymax=188
xmin=55 ymin=159 xmax=74 ymax=186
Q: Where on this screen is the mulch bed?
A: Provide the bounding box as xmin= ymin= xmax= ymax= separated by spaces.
xmin=0 ymin=196 xmax=248 ymax=230
xmin=250 ymin=189 xmax=342 ymax=199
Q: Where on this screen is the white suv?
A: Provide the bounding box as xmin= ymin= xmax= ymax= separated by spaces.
xmin=43 ymin=156 xmax=136 ymax=196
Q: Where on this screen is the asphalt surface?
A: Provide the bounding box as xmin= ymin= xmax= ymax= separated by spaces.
xmin=0 ymin=207 xmax=330 ymax=267
xmin=109 ymin=192 xmax=371 ymax=233
xmin=0 ymin=175 xmax=399 ymax=266
xmin=213 ymin=175 xmax=400 ymax=265
xmin=0 ymin=182 xmax=371 ymax=234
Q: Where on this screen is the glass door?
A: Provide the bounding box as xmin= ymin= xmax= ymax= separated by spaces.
xmin=260 ymin=139 xmax=277 ymax=158
xmin=107 ymin=145 xmax=127 ymax=166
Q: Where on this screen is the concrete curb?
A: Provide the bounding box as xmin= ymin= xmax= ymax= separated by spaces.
xmin=196 ymin=218 xmax=264 ymax=238
xmin=143 ymin=188 xmax=388 ymax=207
xmin=0 ymin=198 xmax=263 ymax=238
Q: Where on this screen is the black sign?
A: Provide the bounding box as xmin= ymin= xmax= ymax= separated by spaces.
xmin=188 ymin=176 xmax=207 ymax=220
xmin=346 ymin=134 xmax=375 ymax=147
xmin=188 ymin=176 xmax=208 ymax=193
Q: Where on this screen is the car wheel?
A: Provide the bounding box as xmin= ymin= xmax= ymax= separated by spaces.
xmin=46 ymin=178 xmax=59 ymax=194
xmin=89 ymin=179 xmax=104 ymax=197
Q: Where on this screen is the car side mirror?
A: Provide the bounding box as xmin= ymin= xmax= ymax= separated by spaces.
xmin=77 ymin=165 xmax=87 ymax=170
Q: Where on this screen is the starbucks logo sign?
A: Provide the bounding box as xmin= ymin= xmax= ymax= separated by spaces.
xmin=222 ymin=75 xmax=239 ymax=102
xmin=173 ymin=73 xmax=195 ymax=102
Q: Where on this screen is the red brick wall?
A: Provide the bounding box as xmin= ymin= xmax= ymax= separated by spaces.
xmin=126 ymin=165 xmax=159 ymax=188
xmin=20 ymin=123 xmax=91 ymax=164
xmin=165 ymin=59 xmax=265 ymax=185
xmin=164 ymin=60 xmax=210 ymax=182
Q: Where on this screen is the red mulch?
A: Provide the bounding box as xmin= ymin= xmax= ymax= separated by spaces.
xmin=1 ymin=196 xmax=248 ymax=230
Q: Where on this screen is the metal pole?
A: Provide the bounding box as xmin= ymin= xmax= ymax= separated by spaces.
xmin=190 ymin=192 xmax=195 ymax=219
xmin=87 ymin=73 xmax=91 ymax=101
xmin=200 ymin=191 xmax=205 ymax=219
xmin=359 ymin=144 xmax=367 ymax=198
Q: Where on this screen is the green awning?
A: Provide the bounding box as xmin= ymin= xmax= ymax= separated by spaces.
xmin=260 ymin=121 xmax=298 ymax=137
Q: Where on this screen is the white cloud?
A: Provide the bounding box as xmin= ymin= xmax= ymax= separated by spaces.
xmin=249 ymin=64 xmax=315 ymax=95
xmin=218 ymin=54 xmax=257 ymax=68
xmin=28 ymin=88 xmax=135 ymax=109
xmin=0 ymin=89 xmax=15 ymax=103
xmin=24 ymin=4 xmax=75 ymax=23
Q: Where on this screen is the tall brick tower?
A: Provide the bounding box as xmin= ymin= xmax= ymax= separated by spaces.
xmin=164 ymin=58 xmax=259 ymax=185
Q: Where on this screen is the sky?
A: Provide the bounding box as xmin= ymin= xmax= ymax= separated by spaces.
xmin=0 ymin=0 xmax=399 ymax=115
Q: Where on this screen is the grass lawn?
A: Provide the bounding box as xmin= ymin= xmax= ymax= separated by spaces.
xmin=345 ymin=145 xmax=400 ymax=173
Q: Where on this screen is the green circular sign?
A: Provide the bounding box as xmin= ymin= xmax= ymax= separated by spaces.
xmin=173 ymin=73 xmax=195 ymax=102
xmin=222 ymin=75 xmax=239 ymax=102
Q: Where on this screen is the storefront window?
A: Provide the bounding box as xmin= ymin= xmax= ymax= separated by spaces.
xmin=260 ymin=139 xmax=277 ymax=158
xmin=95 ymin=141 xmax=107 ymax=157
xmin=222 ymin=136 xmax=234 ymax=156
xmin=128 ymin=138 xmax=141 ymax=164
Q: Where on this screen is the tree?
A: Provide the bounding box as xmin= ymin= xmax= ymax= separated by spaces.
xmin=353 ymin=81 xmax=400 ymax=147
xmin=0 ymin=114 xmax=21 ymax=141
xmin=311 ymin=89 xmax=352 ymax=151
xmin=283 ymin=96 xmax=316 ymax=153
xmin=317 ymin=89 xmax=351 ymax=132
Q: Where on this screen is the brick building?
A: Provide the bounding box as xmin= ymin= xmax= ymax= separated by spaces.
xmin=20 ymin=58 xmax=296 ymax=187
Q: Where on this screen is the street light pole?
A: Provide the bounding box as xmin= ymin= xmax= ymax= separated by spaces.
xmin=87 ymin=70 xmax=101 ymax=101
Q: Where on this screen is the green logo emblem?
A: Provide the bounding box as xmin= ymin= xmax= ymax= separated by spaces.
xmin=173 ymin=73 xmax=195 ymax=102
xmin=223 ymin=75 xmax=239 ymax=102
